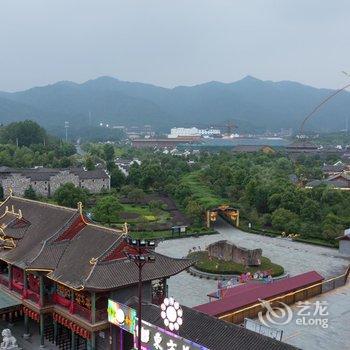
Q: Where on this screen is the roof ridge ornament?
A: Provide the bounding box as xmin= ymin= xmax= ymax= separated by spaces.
xmin=123 ymin=222 xmax=129 ymax=234
xmin=89 ymin=257 xmax=98 ymax=265
xmin=8 ymin=188 xmax=13 ymax=197
xmin=77 ymin=201 xmax=83 ymax=215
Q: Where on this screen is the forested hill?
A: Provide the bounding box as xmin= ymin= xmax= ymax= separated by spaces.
xmin=1 ymin=76 xmax=350 ymax=132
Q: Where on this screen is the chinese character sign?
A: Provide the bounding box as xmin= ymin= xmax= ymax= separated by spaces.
xmin=107 ymin=299 xmax=137 ymax=334
xmin=135 ymin=320 xmax=208 ymax=350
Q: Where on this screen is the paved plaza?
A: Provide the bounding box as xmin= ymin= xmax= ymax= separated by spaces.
xmin=0 ymin=318 xmax=58 ymax=350
xmin=156 ymin=219 xmax=350 ymax=307
xmin=258 ymin=282 xmax=350 ymax=350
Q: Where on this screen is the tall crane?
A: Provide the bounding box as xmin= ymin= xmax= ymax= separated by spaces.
xmin=299 ymin=72 xmax=350 ymax=136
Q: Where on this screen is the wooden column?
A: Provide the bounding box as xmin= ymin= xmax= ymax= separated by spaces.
xmin=91 ymin=292 xmax=96 ymax=324
xmin=39 ymin=313 xmax=45 ymax=348
xmin=87 ymin=332 xmax=96 ymax=350
xmin=23 ymin=314 xmax=30 ymax=339
xmin=23 ymin=272 xmax=30 ymax=339
xmin=23 ymin=271 xmax=27 ymax=287
xmin=53 ymin=320 xmax=58 ymax=345
xmin=91 ymin=332 xmax=96 ymax=350
xmin=71 ymin=330 xmax=76 ymax=350
xmin=70 ymin=290 xmax=75 ymax=314
xmin=206 ymin=210 xmax=211 ymax=228
xmin=8 ymin=265 xmax=12 ymax=290
xmin=39 ymin=275 xmax=44 ymax=307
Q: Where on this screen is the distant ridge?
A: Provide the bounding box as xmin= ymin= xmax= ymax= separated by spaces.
xmin=0 ymin=76 xmax=350 ymax=132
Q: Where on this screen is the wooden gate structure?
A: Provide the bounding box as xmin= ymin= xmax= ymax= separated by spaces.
xmin=206 ymin=205 xmax=239 ymax=228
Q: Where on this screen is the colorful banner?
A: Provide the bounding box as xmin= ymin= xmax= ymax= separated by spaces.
xmin=107 ymin=299 xmax=137 ymax=334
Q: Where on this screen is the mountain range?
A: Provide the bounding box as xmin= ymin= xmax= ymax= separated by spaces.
xmin=1 ymin=76 xmax=350 ymax=133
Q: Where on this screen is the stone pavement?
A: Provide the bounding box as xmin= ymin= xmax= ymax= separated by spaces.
xmin=0 ymin=318 xmax=58 ymax=350
xmin=156 ymin=218 xmax=350 ymax=307
xmin=258 ymin=282 xmax=350 ymax=350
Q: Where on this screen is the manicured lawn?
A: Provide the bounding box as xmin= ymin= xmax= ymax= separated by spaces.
xmin=181 ymin=172 xmax=228 ymax=209
xmin=188 ymin=251 xmax=284 ymax=277
xmin=92 ymin=203 xmax=171 ymax=224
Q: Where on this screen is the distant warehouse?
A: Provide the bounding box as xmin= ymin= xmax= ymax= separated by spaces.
xmin=0 ymin=166 xmax=110 ymax=197
xmin=132 ymin=137 xmax=199 ymax=148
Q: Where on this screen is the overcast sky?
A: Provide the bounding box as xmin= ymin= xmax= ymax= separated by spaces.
xmin=1 ymin=0 xmax=349 ymax=91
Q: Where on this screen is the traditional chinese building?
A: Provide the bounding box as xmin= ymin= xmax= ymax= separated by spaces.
xmin=0 ymin=194 xmax=192 ymax=349
xmin=0 ymin=166 xmax=110 ymax=197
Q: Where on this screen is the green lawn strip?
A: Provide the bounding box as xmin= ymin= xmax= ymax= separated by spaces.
xmin=181 ymin=172 xmax=228 ymax=209
xmin=239 ymin=220 xmax=337 ymax=248
xmin=189 ymin=251 xmax=284 ymax=277
xmin=92 ymin=203 xmax=171 ymax=224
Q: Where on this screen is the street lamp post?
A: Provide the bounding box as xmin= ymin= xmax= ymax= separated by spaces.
xmin=124 ymin=236 xmax=155 ymax=350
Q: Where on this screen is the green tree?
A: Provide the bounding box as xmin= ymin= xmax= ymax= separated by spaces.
xmin=185 ymin=199 xmax=203 ymax=226
xmin=120 ymin=185 xmax=134 ymax=196
xmin=0 ymin=120 xmax=47 ymax=147
xmin=110 ymin=168 xmax=126 ymax=189
xmin=24 ymin=185 xmax=37 ymax=200
xmin=103 ymin=144 xmax=115 ymax=162
xmin=127 ymin=188 xmax=145 ymax=204
xmin=92 ymin=196 xmax=123 ymax=224
xmin=53 ymin=183 xmax=89 ymax=208
xmin=322 ymin=213 xmax=344 ymax=240
xmin=85 ymin=156 xmax=95 ymax=171
xmin=271 ymin=208 xmax=299 ymax=232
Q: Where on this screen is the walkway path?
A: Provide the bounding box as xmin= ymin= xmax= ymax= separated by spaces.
xmin=156 ymin=219 xmax=350 ymax=307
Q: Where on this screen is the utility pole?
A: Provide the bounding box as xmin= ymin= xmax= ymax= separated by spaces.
xmin=64 ymin=121 xmax=69 ymax=142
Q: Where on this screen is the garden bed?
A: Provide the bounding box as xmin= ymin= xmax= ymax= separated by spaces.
xmin=188 ymin=251 xmax=284 ymax=277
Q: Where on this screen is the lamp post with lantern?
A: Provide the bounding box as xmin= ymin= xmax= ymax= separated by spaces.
xmin=124 ymin=236 xmax=155 ymax=350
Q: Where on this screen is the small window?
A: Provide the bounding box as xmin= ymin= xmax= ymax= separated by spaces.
xmin=34 ymin=181 xmax=37 ymax=185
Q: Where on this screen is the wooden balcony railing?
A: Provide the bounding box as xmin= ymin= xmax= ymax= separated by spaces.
xmin=52 ymin=293 xmax=92 ymax=322
xmin=52 ymin=293 xmax=71 ymax=309
xmin=11 ymin=280 xmax=23 ymax=295
xmin=95 ymin=308 xmax=108 ymax=322
xmin=25 ymin=289 xmax=40 ymax=304
xmin=72 ymin=302 xmax=91 ymax=322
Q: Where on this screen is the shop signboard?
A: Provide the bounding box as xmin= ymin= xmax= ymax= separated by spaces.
xmin=135 ymin=319 xmax=209 ymax=350
xmin=107 ymin=299 xmax=137 ymax=334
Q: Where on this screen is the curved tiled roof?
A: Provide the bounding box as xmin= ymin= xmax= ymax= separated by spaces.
xmin=0 ymin=196 xmax=76 ymax=268
xmin=0 ymin=196 xmax=192 ymax=291
xmin=84 ymin=253 xmax=192 ymax=290
xmin=132 ymin=302 xmax=298 ymax=350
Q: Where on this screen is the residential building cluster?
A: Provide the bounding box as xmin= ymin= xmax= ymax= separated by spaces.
xmin=0 ymin=166 xmax=110 ymax=197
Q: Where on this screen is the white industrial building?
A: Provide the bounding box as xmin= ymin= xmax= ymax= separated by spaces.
xmin=168 ymin=127 xmax=221 ymax=138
